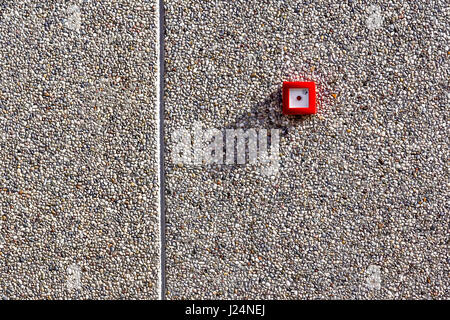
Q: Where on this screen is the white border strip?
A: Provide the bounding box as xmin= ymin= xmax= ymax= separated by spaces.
xmin=155 ymin=0 xmax=164 ymax=300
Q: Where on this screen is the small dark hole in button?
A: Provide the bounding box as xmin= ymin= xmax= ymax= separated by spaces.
xmin=296 ymin=96 xmax=302 ymax=101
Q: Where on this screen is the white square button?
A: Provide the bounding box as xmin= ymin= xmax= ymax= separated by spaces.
xmin=289 ymin=88 xmax=309 ymax=108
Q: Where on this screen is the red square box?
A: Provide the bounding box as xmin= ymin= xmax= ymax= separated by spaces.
xmin=282 ymin=81 xmax=316 ymax=115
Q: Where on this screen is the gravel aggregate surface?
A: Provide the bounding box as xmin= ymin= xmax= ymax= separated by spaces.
xmin=0 ymin=1 xmax=160 ymax=299
xmin=0 ymin=0 xmax=448 ymax=300
xmin=164 ymin=0 xmax=449 ymax=299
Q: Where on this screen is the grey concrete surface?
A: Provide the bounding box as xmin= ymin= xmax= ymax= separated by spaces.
xmin=0 ymin=0 xmax=448 ymax=300
xmin=164 ymin=0 xmax=449 ymax=299
xmin=0 ymin=1 xmax=160 ymax=299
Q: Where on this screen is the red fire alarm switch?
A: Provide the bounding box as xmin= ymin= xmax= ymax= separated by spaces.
xmin=282 ymin=81 xmax=316 ymax=115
